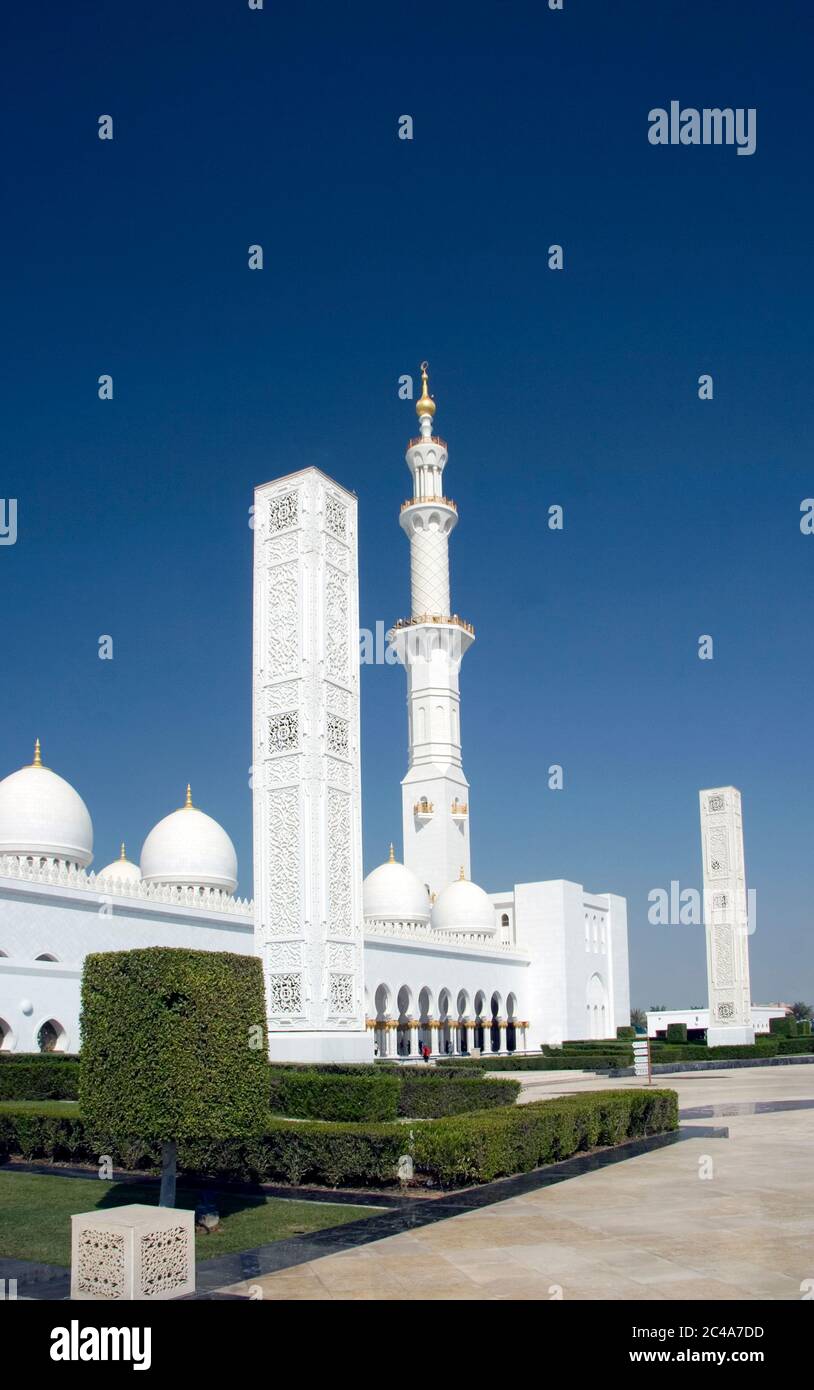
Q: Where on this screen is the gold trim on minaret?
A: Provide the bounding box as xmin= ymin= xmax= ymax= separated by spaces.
xmin=184 ymin=784 xmax=193 ymax=809
xmin=459 ymin=865 xmax=466 ymax=880
xmin=388 ymin=842 xmax=395 ymax=863
xmin=32 ymin=738 xmax=43 ymax=768
xmin=416 ymin=361 xmax=436 ymax=418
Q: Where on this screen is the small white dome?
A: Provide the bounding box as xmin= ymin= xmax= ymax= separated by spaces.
xmin=97 ymin=845 xmax=141 ymax=884
xmin=431 ymin=874 xmax=496 ymax=934
xmin=0 ymin=743 xmax=93 ymax=868
xmin=141 ymin=787 xmax=237 ymax=894
xmin=363 ymin=849 xmax=430 ymax=922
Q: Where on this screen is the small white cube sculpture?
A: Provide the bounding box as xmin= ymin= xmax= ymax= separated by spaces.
xmin=71 ymin=1204 xmax=195 ymax=1301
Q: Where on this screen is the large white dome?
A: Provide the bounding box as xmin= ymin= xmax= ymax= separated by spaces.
xmin=0 ymin=743 xmax=93 ymax=868
xmin=363 ymin=848 xmax=430 ymax=922
xmin=431 ymin=874 xmax=496 ymax=934
xmin=140 ymin=787 xmax=237 ymax=894
xmin=97 ymin=844 xmax=141 ymax=884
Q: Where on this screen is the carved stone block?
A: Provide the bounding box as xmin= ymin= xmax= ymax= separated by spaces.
xmin=71 ymin=1204 xmax=195 ymax=1301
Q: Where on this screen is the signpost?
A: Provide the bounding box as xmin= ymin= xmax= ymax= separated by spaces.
xmin=632 ymin=1037 xmax=652 ymax=1084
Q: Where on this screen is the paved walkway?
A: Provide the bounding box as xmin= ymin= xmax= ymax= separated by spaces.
xmin=216 ymin=1065 xmax=814 ymax=1300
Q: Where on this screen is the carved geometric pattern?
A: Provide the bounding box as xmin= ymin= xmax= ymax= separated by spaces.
xmin=268 ymin=711 xmax=299 ymax=754
xmin=267 ymin=942 xmax=302 ymax=969
xmin=266 ymin=563 xmax=299 ymax=676
xmin=76 ymin=1228 xmax=126 ymax=1299
xmin=328 ymin=972 xmax=355 ymax=1015
xmin=328 ymin=943 xmax=354 ymax=971
xmin=325 ymin=566 xmax=349 ymax=681
xmin=707 ymin=827 xmax=728 ymax=875
xmin=324 ymin=493 xmax=347 ymax=539
xmin=263 ymin=788 xmax=300 ymax=937
xmin=410 ymin=529 xmax=451 ymax=617
xmin=327 ymin=787 xmax=353 ymax=937
xmin=717 ymin=1001 xmax=735 ymax=1020
xmin=139 ymin=1227 xmax=191 ymax=1297
xmin=707 ymin=794 xmax=725 ymax=813
xmin=325 ymin=535 xmax=348 ymax=570
xmin=712 ymin=893 xmax=728 ymax=910
xmin=269 ymin=972 xmax=303 ymax=1016
xmin=326 ymin=684 xmax=351 ymax=716
xmin=326 ymin=756 xmax=351 ymax=790
xmin=713 ymin=925 xmax=734 ymax=985
xmin=265 ymin=681 xmax=299 ymax=714
xmin=326 ymin=714 xmax=349 ymax=758
xmin=268 ymin=492 xmax=298 ymax=533
xmin=264 ymin=755 xmax=299 ymax=788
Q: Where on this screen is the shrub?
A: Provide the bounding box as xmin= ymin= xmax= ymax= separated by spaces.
xmin=665 ymin=1023 xmax=688 ymax=1044
xmin=444 ymin=1053 xmax=632 ymax=1071
xmin=269 ymin=1070 xmax=401 ymax=1122
xmin=80 ymin=948 xmax=270 ymax=1202
xmin=397 ymin=1073 xmax=519 ymax=1116
xmin=0 ymin=1088 xmax=678 ymax=1188
xmin=769 ymin=1016 xmax=798 ymax=1038
xmin=798 ymin=1020 xmax=812 ymax=1037
xmin=411 ymin=1089 xmax=678 ymax=1186
xmin=616 ymin=1026 xmax=636 ymax=1039
xmin=0 ymin=1061 xmax=79 ymax=1101
xmin=652 ymin=1042 xmax=779 ymax=1062
xmin=776 ymin=1037 xmax=814 ymax=1055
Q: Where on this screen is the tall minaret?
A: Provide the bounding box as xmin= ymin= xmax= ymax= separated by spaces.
xmin=388 ymin=364 xmax=475 ymax=898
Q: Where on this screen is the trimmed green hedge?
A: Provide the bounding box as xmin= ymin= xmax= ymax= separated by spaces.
xmin=0 ymin=1061 xmax=79 ymax=1101
xmin=443 ymin=1052 xmax=632 ymax=1071
xmin=80 ymin=948 xmax=270 ymax=1143
xmin=665 ymin=1023 xmax=688 ymax=1044
xmin=0 ymin=1053 xmax=79 ymax=1063
xmin=652 ymin=1042 xmax=778 ymax=1062
xmin=268 ymin=1068 xmax=520 ymax=1120
xmin=769 ymin=1016 xmax=798 ymax=1038
xmin=0 ymin=1088 xmax=678 ymax=1188
xmin=616 ymin=1026 xmax=636 ymax=1039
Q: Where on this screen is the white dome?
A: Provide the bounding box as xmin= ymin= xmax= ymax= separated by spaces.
xmin=140 ymin=788 xmax=237 ymax=894
xmin=363 ymin=851 xmax=430 ymax=922
xmin=0 ymin=745 xmax=93 ymax=868
xmin=97 ymin=845 xmax=141 ymax=884
xmin=431 ymin=875 xmax=496 ymax=934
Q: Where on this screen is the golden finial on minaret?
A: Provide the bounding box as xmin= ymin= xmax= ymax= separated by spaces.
xmin=120 ymin=842 xmax=127 ymax=861
xmin=184 ymin=784 xmax=193 ymax=809
xmin=459 ymin=865 xmax=466 ymax=880
xmin=388 ymin=842 xmax=395 ymax=863
xmin=32 ymin=738 xmax=43 ymax=768
xmin=415 ymin=361 xmax=436 ymax=418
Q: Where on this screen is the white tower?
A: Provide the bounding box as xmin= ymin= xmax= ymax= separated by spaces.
xmin=252 ymin=467 xmax=372 ymax=1062
xmin=699 ymin=786 xmax=755 ymax=1047
xmin=388 ymin=365 xmax=475 ymax=899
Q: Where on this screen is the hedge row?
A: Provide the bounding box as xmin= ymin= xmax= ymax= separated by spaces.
xmin=0 ymin=1061 xmax=80 ymax=1100
xmin=0 ymin=1088 xmax=678 ymax=1188
xmin=268 ymin=1068 xmax=520 ymax=1120
xmin=651 ymin=1042 xmax=779 ymax=1062
xmin=443 ymin=1053 xmax=632 ymax=1071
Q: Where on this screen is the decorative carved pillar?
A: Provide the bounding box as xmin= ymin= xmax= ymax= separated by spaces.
xmin=409 ymin=1019 xmax=419 ymax=1058
xmin=253 ymin=469 xmax=372 ymax=1063
xmin=700 ymin=786 xmax=755 ymax=1047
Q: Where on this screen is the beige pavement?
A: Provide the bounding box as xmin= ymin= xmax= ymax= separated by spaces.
xmin=218 ymin=1064 xmax=814 ymax=1301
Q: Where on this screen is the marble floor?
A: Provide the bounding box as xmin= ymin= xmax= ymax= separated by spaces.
xmin=215 ymin=1064 xmax=814 ymax=1301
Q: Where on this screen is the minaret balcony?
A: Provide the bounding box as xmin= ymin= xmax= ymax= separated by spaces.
xmin=451 ymin=800 xmax=468 ymax=821
xmin=408 ymin=436 xmax=447 ymax=450
xmin=400 ymin=495 xmax=457 ymax=513
xmin=413 ymin=798 xmax=434 ymax=822
xmin=391 ymin=614 xmax=475 ymax=636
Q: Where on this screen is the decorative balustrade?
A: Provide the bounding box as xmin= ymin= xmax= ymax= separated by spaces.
xmin=413 ymin=799 xmax=434 ymax=816
xmin=407 ymin=436 xmax=447 ymax=450
xmin=450 ymin=800 xmax=468 ymax=816
xmin=0 ymin=855 xmax=254 ymax=917
xmin=400 ymin=495 xmax=457 ymax=513
xmin=364 ymin=917 xmax=516 ymax=951
xmin=390 ymin=613 xmax=475 ymax=636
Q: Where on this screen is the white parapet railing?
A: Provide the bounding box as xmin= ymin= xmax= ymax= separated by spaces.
xmin=364 ymin=917 xmax=517 ymax=951
xmin=0 ymin=855 xmax=254 ymax=917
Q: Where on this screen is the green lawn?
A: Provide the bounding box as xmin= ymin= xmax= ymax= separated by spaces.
xmin=0 ymin=1170 xmax=378 ymax=1266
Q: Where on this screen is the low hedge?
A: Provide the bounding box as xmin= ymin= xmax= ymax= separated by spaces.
xmin=0 ymin=1061 xmax=79 ymax=1101
xmin=651 ymin=1042 xmax=779 ymax=1062
xmin=665 ymin=1023 xmax=688 ymax=1043
xmin=0 ymin=1052 xmax=80 ymax=1063
xmin=268 ymin=1068 xmax=520 ymax=1120
xmin=769 ymin=1016 xmax=797 ymax=1038
xmin=411 ymin=1089 xmax=679 ymax=1185
xmin=444 ymin=1053 xmax=632 ymax=1071
xmin=777 ymin=1036 xmax=814 ymax=1054
xmin=0 ymin=1088 xmax=678 ymax=1188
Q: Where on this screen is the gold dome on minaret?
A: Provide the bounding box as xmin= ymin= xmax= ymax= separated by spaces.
xmin=415 ymin=361 xmax=436 ymax=418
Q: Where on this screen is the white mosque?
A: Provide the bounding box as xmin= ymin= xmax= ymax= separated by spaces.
xmin=0 ymin=367 xmax=630 ymax=1059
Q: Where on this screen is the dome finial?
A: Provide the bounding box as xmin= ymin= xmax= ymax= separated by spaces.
xmin=184 ymin=784 xmax=193 ymax=809
xmin=415 ymin=361 xmax=436 ymax=419
xmin=459 ymin=865 xmax=466 ymax=880
xmin=120 ymin=842 xmax=127 ymax=861
xmin=32 ymin=738 xmax=43 ymax=768
xmin=388 ymin=842 xmax=395 ymax=863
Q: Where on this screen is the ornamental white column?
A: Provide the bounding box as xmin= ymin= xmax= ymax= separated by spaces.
xmin=252 ymin=467 xmax=373 ymax=1063
xmin=388 ymin=364 xmax=475 ymax=899
xmin=699 ymin=786 xmax=755 ymax=1047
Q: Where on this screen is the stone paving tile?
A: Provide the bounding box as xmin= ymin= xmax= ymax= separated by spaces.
xmin=214 ymin=1066 xmax=814 ymax=1302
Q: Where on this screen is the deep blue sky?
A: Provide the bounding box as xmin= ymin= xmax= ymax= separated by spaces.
xmin=2 ymin=1 xmax=811 ymax=1008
